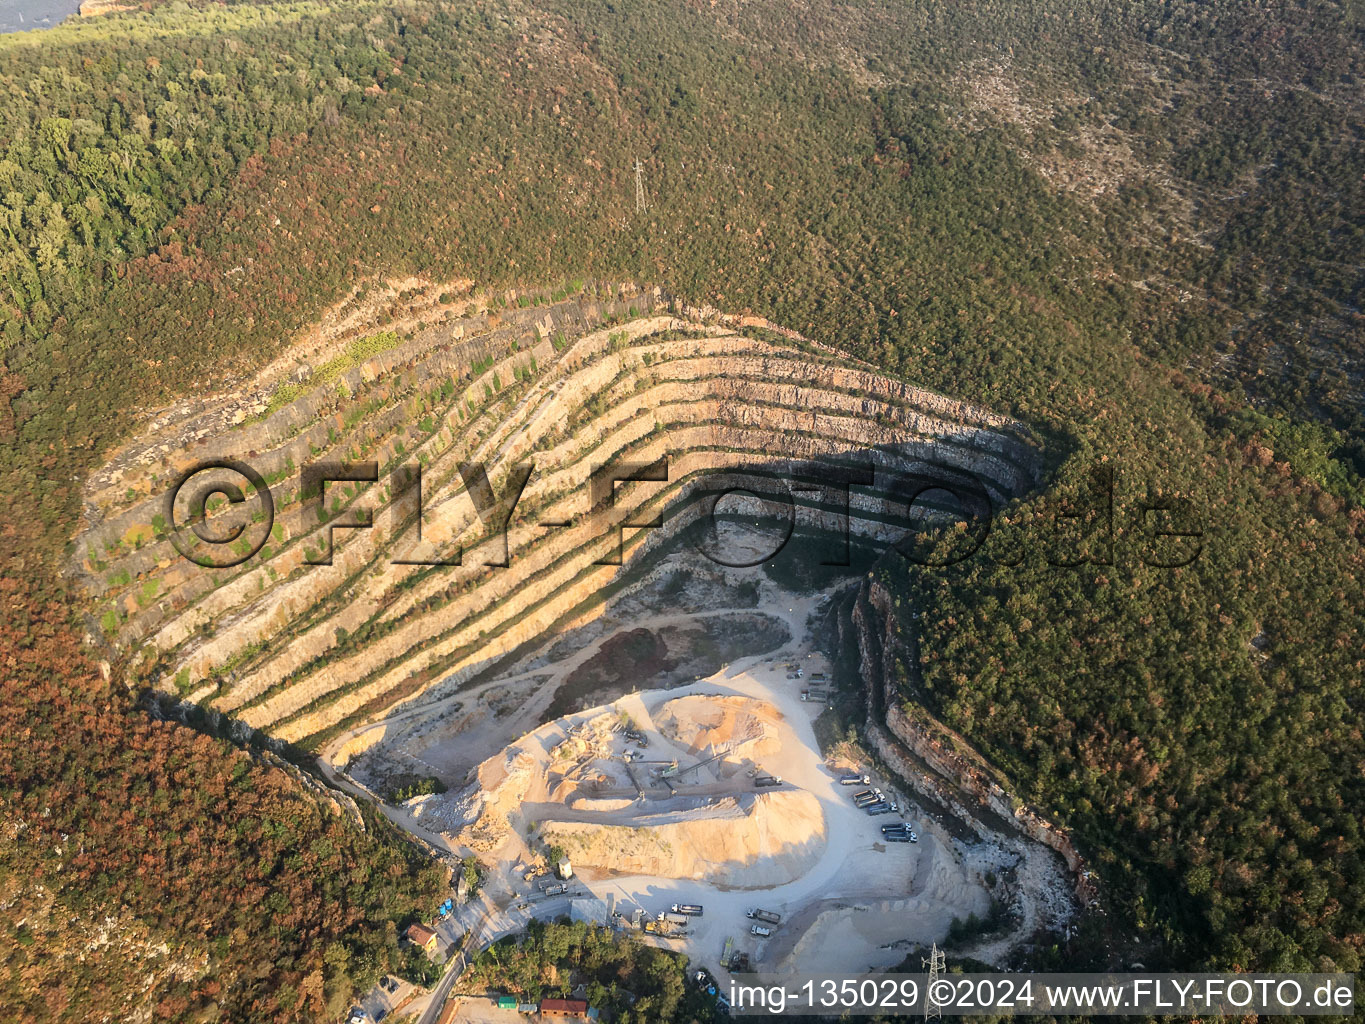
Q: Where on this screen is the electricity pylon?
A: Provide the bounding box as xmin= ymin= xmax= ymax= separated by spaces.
xmin=923 ymin=943 xmax=946 ymax=1020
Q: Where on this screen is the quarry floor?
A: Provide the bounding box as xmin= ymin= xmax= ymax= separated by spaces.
xmin=320 ymin=528 xmax=1071 ymax=999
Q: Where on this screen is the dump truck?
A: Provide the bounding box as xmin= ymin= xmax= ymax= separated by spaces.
xmin=851 ymin=789 xmax=873 ymax=801
xmin=754 ymin=775 xmax=782 ymax=788
xmin=750 ymin=924 xmax=772 ymax=938
xmin=866 ymin=802 xmax=893 ymax=815
xmin=645 ymin=917 xmax=687 ymax=936
xmin=881 ymin=823 xmax=911 ymax=834
xmin=543 ymin=883 xmax=567 ymax=896
xmin=854 ymin=791 xmax=882 ymax=807
xmin=840 ymin=774 xmax=870 ymax=786
xmin=747 ymin=909 xmax=781 ymax=925
xmin=671 ymin=903 xmax=704 ymax=916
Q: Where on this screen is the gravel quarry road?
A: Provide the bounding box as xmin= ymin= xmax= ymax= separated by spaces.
xmin=321 ymin=576 xmax=1019 ymax=992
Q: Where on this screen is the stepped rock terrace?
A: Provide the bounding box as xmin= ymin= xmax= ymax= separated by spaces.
xmin=75 ymin=282 xmax=1041 ymax=748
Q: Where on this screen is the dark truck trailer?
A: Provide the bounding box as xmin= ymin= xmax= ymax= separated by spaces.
xmin=754 ymin=775 xmax=782 ymax=788
xmin=671 ymin=903 xmax=704 ymax=916
xmin=747 ymin=909 xmax=781 ymax=925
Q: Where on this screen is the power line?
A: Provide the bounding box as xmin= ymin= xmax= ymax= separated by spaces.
xmin=923 ymin=942 xmax=946 ymax=1020
xmin=634 ymin=157 xmax=646 ymax=213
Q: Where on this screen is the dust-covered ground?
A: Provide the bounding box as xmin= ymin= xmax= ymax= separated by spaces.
xmin=328 ymin=523 xmax=1076 ymax=979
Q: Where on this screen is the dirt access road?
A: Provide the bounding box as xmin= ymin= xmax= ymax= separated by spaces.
xmin=320 ymin=553 xmax=1069 ymax=992
xmin=552 ymin=600 xmax=988 ymax=978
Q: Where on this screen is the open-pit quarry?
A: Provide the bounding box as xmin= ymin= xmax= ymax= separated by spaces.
xmin=73 ymin=279 xmax=1084 ymax=978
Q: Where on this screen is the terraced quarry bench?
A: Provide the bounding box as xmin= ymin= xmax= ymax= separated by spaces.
xmin=74 ymin=282 xmax=1041 ymax=751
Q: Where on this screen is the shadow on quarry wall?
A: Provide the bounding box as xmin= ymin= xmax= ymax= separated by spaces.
xmin=92 ymin=279 xmax=1061 ymax=846
xmin=844 ymin=575 xmax=1097 ymax=909
xmin=541 ymin=611 xmax=791 ymax=721
xmin=402 ymin=453 xmax=1017 ymax=738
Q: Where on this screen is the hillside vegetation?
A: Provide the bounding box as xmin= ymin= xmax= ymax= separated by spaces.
xmin=0 ymin=0 xmax=1362 ymax=1019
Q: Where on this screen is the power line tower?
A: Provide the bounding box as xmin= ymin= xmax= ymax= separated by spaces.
xmin=634 ymin=157 xmax=646 ymax=213
xmin=923 ymin=943 xmax=947 ymax=1020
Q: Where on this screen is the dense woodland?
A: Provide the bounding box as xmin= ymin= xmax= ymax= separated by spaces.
xmin=0 ymin=0 xmax=1361 ymax=1019
xmin=467 ymin=919 xmax=717 ymax=1023
xmin=0 ymin=572 xmax=448 ymax=1019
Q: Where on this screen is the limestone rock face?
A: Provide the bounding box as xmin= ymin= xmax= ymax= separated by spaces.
xmin=75 ymin=282 xmax=1040 ymax=744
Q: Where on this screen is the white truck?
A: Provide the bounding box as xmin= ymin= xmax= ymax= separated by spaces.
xmin=751 ymin=924 xmax=772 ymax=938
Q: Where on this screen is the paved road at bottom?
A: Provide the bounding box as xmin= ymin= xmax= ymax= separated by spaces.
xmin=416 ymin=902 xmax=494 ymax=1024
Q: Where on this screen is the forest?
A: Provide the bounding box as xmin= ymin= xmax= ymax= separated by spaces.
xmin=0 ymin=570 xmax=449 ymax=1019
xmin=0 ymin=0 xmax=1361 ymax=1018
xmin=466 ymin=919 xmax=718 ymax=1023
